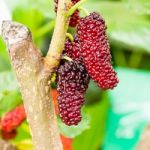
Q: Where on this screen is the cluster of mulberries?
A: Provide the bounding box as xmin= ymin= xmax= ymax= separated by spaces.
xmin=77 ymin=12 xmax=119 ymax=89
xmin=54 ymin=0 xmax=80 ymax=27
xmin=0 ymin=105 xmax=26 ymax=140
xmin=56 ymin=12 xmax=119 ymax=126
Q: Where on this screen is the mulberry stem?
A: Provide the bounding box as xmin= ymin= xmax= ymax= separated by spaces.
xmin=66 ymin=33 xmax=74 ymax=42
xmin=78 ymin=6 xmax=90 ymax=16
xmin=67 ymin=0 xmax=87 ymax=17
xmin=45 ymin=0 xmax=72 ymax=73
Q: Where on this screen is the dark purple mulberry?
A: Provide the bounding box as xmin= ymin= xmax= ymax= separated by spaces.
xmin=77 ymin=12 xmax=119 ymax=89
xmin=54 ymin=0 xmax=80 ymax=27
xmin=57 ymin=60 xmax=89 ymax=126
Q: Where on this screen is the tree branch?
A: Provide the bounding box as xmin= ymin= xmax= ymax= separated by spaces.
xmin=1 ymin=21 xmax=62 ymax=150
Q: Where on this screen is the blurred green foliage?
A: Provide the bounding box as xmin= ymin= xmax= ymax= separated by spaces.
xmin=0 ymin=0 xmax=150 ymax=149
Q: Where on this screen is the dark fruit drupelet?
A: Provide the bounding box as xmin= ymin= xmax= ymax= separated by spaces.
xmin=1 ymin=105 xmax=26 ymax=132
xmin=77 ymin=12 xmax=119 ymax=89
xmin=54 ymin=0 xmax=80 ymax=27
xmin=57 ymin=60 xmax=89 ymax=126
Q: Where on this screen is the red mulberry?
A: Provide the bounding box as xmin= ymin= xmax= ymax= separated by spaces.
xmin=1 ymin=105 xmax=26 ymax=132
xmin=64 ymin=36 xmax=80 ymax=60
xmin=54 ymin=0 xmax=80 ymax=27
xmin=77 ymin=12 xmax=119 ymax=89
xmin=57 ymin=60 xmax=89 ymax=126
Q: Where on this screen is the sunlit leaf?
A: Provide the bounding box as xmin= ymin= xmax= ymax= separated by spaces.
xmin=125 ymin=0 xmax=150 ymax=15
xmin=0 ymin=71 xmax=18 ymax=93
xmin=0 ymin=38 xmax=11 ymax=71
xmin=0 ymin=91 xmax=22 ymax=116
xmin=14 ymin=122 xmax=31 ymax=142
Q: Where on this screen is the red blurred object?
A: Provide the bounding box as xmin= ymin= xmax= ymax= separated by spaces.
xmin=1 ymin=105 xmax=26 ymax=132
xmin=51 ymin=89 xmax=59 ymax=115
xmin=1 ymin=129 xmax=17 ymax=140
xmin=60 ymin=134 xmax=73 ymax=150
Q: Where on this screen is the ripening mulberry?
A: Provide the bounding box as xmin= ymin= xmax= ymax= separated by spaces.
xmin=64 ymin=36 xmax=80 ymax=60
xmin=77 ymin=12 xmax=119 ymax=89
xmin=57 ymin=60 xmax=89 ymax=126
xmin=54 ymin=0 xmax=80 ymax=27
xmin=1 ymin=105 xmax=26 ymax=132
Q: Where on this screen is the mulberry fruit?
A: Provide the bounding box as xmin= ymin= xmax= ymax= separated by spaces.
xmin=64 ymin=35 xmax=80 ymax=60
xmin=57 ymin=60 xmax=89 ymax=126
xmin=54 ymin=0 xmax=80 ymax=27
xmin=1 ymin=105 xmax=26 ymax=132
xmin=77 ymin=12 xmax=119 ymax=89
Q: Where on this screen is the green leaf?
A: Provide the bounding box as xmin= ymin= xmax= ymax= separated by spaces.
xmin=0 ymin=38 xmax=11 ymax=71
xmin=0 ymin=91 xmax=22 ymax=116
xmin=125 ymin=0 xmax=150 ymax=15
xmin=73 ymin=94 xmax=110 ymax=150
xmin=6 ymin=0 xmax=54 ymax=19
xmin=85 ymin=80 xmax=102 ymax=104
xmin=0 ymin=71 xmax=21 ymax=116
xmin=14 ymin=122 xmax=31 ymax=142
xmin=0 ymin=71 xmax=18 ymax=93
xmin=58 ymin=112 xmax=90 ymax=138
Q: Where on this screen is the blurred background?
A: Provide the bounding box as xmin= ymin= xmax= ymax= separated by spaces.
xmin=0 ymin=0 xmax=150 ymax=150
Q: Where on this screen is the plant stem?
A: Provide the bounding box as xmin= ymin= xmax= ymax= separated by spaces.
xmin=45 ymin=0 xmax=72 ymax=73
xmin=66 ymin=33 xmax=74 ymax=42
xmin=67 ymin=0 xmax=87 ymax=17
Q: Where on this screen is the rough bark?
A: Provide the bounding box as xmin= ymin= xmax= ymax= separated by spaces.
xmin=1 ymin=0 xmax=71 ymax=149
